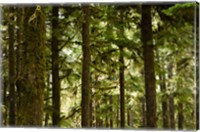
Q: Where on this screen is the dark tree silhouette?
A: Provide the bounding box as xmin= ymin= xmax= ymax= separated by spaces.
xmin=141 ymin=5 xmax=157 ymax=128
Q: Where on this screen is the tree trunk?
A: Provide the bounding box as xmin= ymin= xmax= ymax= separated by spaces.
xmin=178 ymin=103 xmax=184 ymax=130
xmin=44 ymin=73 xmax=51 ymax=127
xmin=119 ymin=46 xmax=125 ymax=128
xmin=116 ymin=95 xmax=120 ymax=128
xmin=103 ymin=94 xmax=109 ymax=128
xmin=90 ymin=99 xmax=93 ymax=127
xmin=3 ymin=76 xmax=8 ymax=125
xmin=159 ymin=74 xmax=169 ymax=128
xmin=109 ymin=95 xmax=113 ymax=128
xmin=169 ymin=95 xmax=175 ymax=129
xmin=141 ymin=5 xmax=157 ymax=128
xmin=127 ymin=107 xmax=133 ymax=127
xmin=16 ymin=6 xmax=46 ymax=126
xmin=51 ymin=6 xmax=60 ymax=127
xmin=81 ymin=4 xmax=91 ymax=128
xmin=16 ymin=7 xmax=23 ymax=125
xmin=8 ymin=6 xmax=15 ymax=126
xmin=141 ymin=97 xmax=146 ymax=127
xmin=196 ymin=4 xmax=199 ymax=130
xmin=168 ymin=63 xmax=175 ymax=129
xmin=95 ymin=101 xmax=100 ymax=128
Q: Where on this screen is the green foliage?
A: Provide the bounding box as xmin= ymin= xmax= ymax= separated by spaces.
xmin=1 ymin=3 xmax=195 ymax=129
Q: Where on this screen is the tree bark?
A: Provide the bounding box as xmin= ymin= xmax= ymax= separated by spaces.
xmin=3 ymin=76 xmax=8 ymax=125
xmin=127 ymin=107 xmax=133 ymax=127
xmin=8 ymin=6 xmax=15 ymax=126
xmin=51 ymin=6 xmax=60 ymax=127
xmin=103 ymin=94 xmax=109 ymax=128
xmin=16 ymin=6 xmax=46 ymax=126
xmin=15 ymin=7 xmax=23 ymax=125
xmin=168 ymin=63 xmax=175 ymax=129
xmin=95 ymin=101 xmax=100 ymax=128
xmin=141 ymin=97 xmax=146 ymax=127
xmin=169 ymin=95 xmax=175 ymax=129
xmin=44 ymin=73 xmax=51 ymax=127
xmin=90 ymin=99 xmax=93 ymax=127
xmin=141 ymin=5 xmax=157 ymax=128
xmin=81 ymin=4 xmax=91 ymax=128
xmin=159 ymin=74 xmax=169 ymax=128
xmin=119 ymin=46 xmax=125 ymax=128
xmin=178 ymin=103 xmax=184 ymax=130
xmin=196 ymin=4 xmax=199 ymax=130
xmin=116 ymin=95 xmax=120 ymax=128
xmin=109 ymin=95 xmax=113 ymax=128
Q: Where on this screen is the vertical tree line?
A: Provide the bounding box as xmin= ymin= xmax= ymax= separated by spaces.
xmin=141 ymin=5 xmax=157 ymax=128
xmin=51 ymin=6 xmax=60 ymax=127
xmin=8 ymin=6 xmax=15 ymax=126
xmin=1 ymin=3 xmax=196 ymax=129
xmin=81 ymin=4 xmax=91 ymax=127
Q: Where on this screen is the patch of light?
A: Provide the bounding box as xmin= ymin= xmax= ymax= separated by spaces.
xmin=63 ymin=48 xmax=73 ymax=56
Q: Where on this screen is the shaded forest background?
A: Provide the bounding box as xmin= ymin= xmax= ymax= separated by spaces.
xmin=0 ymin=2 xmax=199 ymax=130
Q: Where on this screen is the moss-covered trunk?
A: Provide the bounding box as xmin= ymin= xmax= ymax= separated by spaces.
xmin=16 ymin=6 xmax=46 ymax=126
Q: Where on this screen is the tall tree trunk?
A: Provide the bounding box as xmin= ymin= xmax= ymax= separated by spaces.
xmin=3 ymin=76 xmax=8 ymax=125
xmin=168 ymin=63 xmax=175 ymax=129
xmin=8 ymin=6 xmax=15 ymax=126
xmin=44 ymin=73 xmax=51 ymax=127
xmin=141 ymin=97 xmax=146 ymax=127
xmin=169 ymin=95 xmax=175 ymax=129
xmin=178 ymin=103 xmax=184 ymax=130
xmin=103 ymin=94 xmax=109 ymax=128
xmin=16 ymin=6 xmax=46 ymax=126
xmin=109 ymin=95 xmax=113 ymax=128
xmin=156 ymin=49 xmax=169 ymax=129
xmin=51 ymin=6 xmax=60 ymax=127
xmin=119 ymin=46 xmax=125 ymax=128
xmin=116 ymin=94 xmax=120 ymax=127
xmin=196 ymin=3 xmax=199 ymax=130
xmin=141 ymin=5 xmax=157 ymax=128
xmin=95 ymin=101 xmax=100 ymax=128
xmin=159 ymin=74 xmax=169 ymax=128
xmin=127 ymin=107 xmax=133 ymax=127
xmin=90 ymin=99 xmax=93 ymax=127
xmin=16 ymin=7 xmax=23 ymax=125
xmin=81 ymin=4 xmax=91 ymax=127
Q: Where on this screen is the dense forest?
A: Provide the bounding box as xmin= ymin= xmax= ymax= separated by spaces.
xmin=0 ymin=2 xmax=199 ymax=130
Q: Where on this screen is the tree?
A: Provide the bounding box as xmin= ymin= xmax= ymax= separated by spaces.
xmin=81 ymin=4 xmax=91 ymax=127
xmin=51 ymin=6 xmax=60 ymax=126
xmin=1 ymin=3 xmax=195 ymax=129
xmin=8 ymin=6 xmax=15 ymax=126
xmin=156 ymin=52 xmax=169 ymax=129
xmin=196 ymin=3 xmax=199 ymax=130
xmin=118 ymin=8 xmax=126 ymax=128
xmin=119 ymin=46 xmax=125 ymax=128
xmin=16 ymin=6 xmax=46 ymax=126
xmin=178 ymin=102 xmax=184 ymax=129
xmin=141 ymin=5 xmax=157 ymax=128
xmin=15 ymin=6 xmax=23 ymax=125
